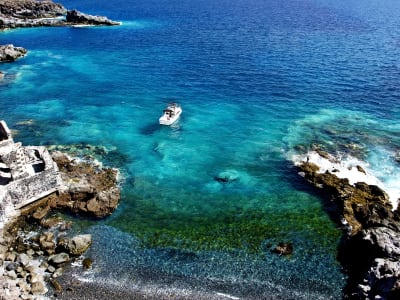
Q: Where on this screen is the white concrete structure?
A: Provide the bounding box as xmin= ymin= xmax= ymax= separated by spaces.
xmin=0 ymin=120 xmax=62 ymax=220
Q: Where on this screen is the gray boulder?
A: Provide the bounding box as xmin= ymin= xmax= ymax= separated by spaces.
xmin=0 ymin=44 xmax=27 ymax=62
xmin=48 ymin=252 xmax=70 ymax=265
xmin=57 ymin=234 xmax=92 ymax=256
xmin=362 ymin=227 xmax=400 ymax=258
xmin=358 ymin=258 xmax=400 ymax=299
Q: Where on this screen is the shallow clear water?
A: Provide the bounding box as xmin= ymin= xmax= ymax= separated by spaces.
xmin=1 ymin=0 xmax=400 ymax=298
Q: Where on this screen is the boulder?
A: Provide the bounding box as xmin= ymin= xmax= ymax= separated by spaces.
xmin=57 ymin=234 xmax=92 ymax=256
xmin=30 ymin=281 xmax=47 ymax=295
xmin=214 ymin=169 xmax=240 ymax=183
xmin=0 ymin=44 xmax=27 ymax=62
xmin=48 ymin=252 xmax=70 ymax=265
xmin=358 ymin=258 xmax=400 ymax=299
xmin=16 ymin=253 xmax=30 ymax=266
xmin=362 ymin=227 xmax=400 ymax=258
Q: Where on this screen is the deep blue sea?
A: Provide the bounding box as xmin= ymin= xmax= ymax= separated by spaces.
xmin=1 ymin=0 xmax=400 ymax=298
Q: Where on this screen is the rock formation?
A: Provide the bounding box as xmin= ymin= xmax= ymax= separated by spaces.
xmin=50 ymin=151 xmax=120 ymax=218
xmin=295 ymin=150 xmax=400 ymax=299
xmin=0 ymin=44 xmax=27 ymax=62
xmin=0 ymin=0 xmax=120 ymax=30
xmin=0 ymin=121 xmax=121 ymax=298
xmin=66 ymin=9 xmax=121 ymax=26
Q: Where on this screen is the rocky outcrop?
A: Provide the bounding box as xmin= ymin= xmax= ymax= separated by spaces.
xmin=66 ymin=9 xmax=121 ymax=26
xmin=0 ymin=44 xmax=27 ymax=62
xmin=0 ymin=0 xmax=66 ymax=29
xmin=0 ymin=147 xmax=120 ymax=298
xmin=51 ymin=151 xmax=120 ymax=218
xmin=0 ymin=0 xmax=66 ymax=19
xmin=296 ymin=150 xmax=400 ymax=299
xmin=0 ymin=0 xmax=120 ymax=30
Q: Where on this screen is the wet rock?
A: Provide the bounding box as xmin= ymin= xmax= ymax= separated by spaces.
xmin=358 ymin=258 xmax=400 ymax=299
xmin=30 ymin=281 xmax=47 ymax=295
xmin=39 ymin=231 xmax=56 ymax=255
xmin=47 ymin=265 xmax=56 ymax=273
xmin=32 ymin=205 xmax=50 ymax=220
xmin=356 ymin=165 xmax=366 ymax=174
xmin=57 ymin=234 xmax=92 ymax=256
xmin=214 ymin=170 xmax=240 ymax=183
xmin=16 ymin=253 xmax=30 ymax=267
xmin=362 ymin=227 xmax=400 ymax=258
xmin=51 ymin=278 xmax=62 ymax=293
xmin=82 ymin=257 xmax=92 ymax=270
xmin=51 ymin=151 xmax=121 ymax=218
xmin=40 ymin=216 xmax=62 ymax=228
xmin=395 ymin=151 xmax=400 ymax=163
xmin=296 ymin=150 xmax=400 ymax=299
xmin=66 ymin=9 xmax=121 ymax=26
xmin=48 ymin=252 xmax=70 ymax=265
xmin=272 ymin=242 xmax=293 ymax=256
xmin=0 ymin=44 xmax=27 ymax=62
xmin=52 ymin=267 xmax=63 ymax=278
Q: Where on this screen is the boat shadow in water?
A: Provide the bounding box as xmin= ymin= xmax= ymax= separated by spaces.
xmin=140 ymin=123 xmax=161 ymax=135
xmin=140 ymin=120 xmax=183 ymax=136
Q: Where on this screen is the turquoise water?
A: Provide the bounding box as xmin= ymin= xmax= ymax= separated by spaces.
xmin=1 ymin=0 xmax=400 ymax=298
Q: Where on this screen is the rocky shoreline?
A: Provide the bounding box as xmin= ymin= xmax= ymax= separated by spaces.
xmin=0 ymin=149 xmax=121 ymax=299
xmin=295 ymin=149 xmax=400 ymax=299
xmin=0 ymin=0 xmax=121 ymax=29
xmin=0 ymin=0 xmax=120 ymax=63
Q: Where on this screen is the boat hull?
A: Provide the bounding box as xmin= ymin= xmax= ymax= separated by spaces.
xmin=159 ymin=109 xmax=182 ymax=125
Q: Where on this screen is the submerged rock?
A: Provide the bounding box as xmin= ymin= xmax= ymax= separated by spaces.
xmin=214 ymin=169 xmax=240 ymax=183
xmin=272 ymin=242 xmax=293 ymax=256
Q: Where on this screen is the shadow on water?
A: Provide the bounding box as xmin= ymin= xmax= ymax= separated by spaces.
xmin=140 ymin=123 xmax=161 ymax=135
xmin=283 ymin=158 xmax=353 ymax=295
xmin=280 ymin=155 xmax=342 ymax=225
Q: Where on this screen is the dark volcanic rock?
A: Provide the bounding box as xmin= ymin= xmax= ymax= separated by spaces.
xmin=66 ymin=9 xmax=121 ymax=26
xmin=0 ymin=44 xmax=27 ymax=62
xmin=296 ymin=152 xmax=400 ymax=299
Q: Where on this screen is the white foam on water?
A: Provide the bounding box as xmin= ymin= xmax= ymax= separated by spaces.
xmin=215 ymin=292 xmax=240 ymax=299
xmin=292 ymin=150 xmax=399 ymax=210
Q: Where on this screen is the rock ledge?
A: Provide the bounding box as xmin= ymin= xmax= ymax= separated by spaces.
xmin=296 ymin=150 xmax=400 ymax=299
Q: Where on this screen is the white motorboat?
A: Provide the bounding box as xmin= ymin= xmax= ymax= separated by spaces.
xmin=159 ymin=103 xmax=182 ymax=125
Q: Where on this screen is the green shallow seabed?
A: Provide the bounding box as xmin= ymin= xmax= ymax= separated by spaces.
xmin=106 ymin=187 xmax=342 ymax=256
